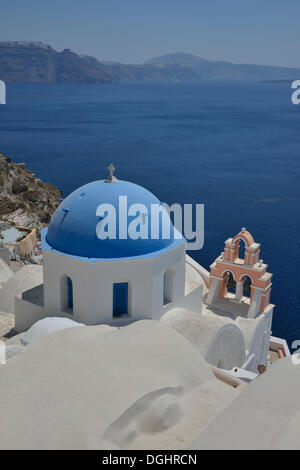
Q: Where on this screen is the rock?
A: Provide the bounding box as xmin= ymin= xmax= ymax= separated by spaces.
xmin=2 ymin=209 xmax=32 ymax=228
xmin=5 ymin=344 xmax=25 ymax=360
xmin=0 ymin=153 xmax=62 ymax=230
xmin=12 ymin=179 xmax=28 ymax=194
xmin=0 ymin=311 xmax=15 ymax=340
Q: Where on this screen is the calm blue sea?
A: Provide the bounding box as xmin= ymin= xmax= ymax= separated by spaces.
xmin=0 ymin=80 xmax=299 ymax=346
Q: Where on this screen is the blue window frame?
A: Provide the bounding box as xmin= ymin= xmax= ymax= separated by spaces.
xmin=67 ymin=276 xmax=73 ymax=310
xmin=163 ymin=269 xmax=174 ymax=305
xmin=113 ymin=282 xmax=128 ymax=316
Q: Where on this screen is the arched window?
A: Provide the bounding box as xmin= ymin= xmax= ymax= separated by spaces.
xmin=238 ymin=239 xmax=247 ymax=261
xmin=163 ymin=268 xmax=174 ymax=306
xmin=222 ymin=271 xmax=236 ymax=299
xmin=226 ymin=272 xmax=236 ymax=294
xmin=61 ymin=275 xmax=73 ymax=313
xmin=242 ymin=275 xmax=252 ymax=298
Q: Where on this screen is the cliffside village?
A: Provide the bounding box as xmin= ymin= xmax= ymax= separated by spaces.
xmin=0 ymin=153 xmax=61 ymax=268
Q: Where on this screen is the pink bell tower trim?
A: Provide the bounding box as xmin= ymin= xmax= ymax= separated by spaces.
xmin=207 ymin=228 xmax=273 ymax=318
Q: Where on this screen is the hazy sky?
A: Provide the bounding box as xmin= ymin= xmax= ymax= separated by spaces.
xmin=1 ymin=0 xmax=299 ymax=67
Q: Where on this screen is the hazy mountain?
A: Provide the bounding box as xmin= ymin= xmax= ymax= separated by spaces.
xmin=1 ymin=44 xmax=299 ymax=83
xmin=145 ymin=52 xmax=300 ymax=81
xmin=146 ymin=52 xmax=205 ymax=65
xmin=0 ymin=42 xmax=198 ymax=83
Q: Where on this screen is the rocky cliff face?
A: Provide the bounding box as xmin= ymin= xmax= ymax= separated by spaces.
xmin=0 ymin=153 xmax=61 ymax=229
xmin=0 ymin=42 xmax=198 ymax=83
xmin=0 ymin=42 xmax=113 ymax=83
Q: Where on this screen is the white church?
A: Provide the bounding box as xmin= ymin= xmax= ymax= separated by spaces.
xmin=15 ymin=165 xmax=288 ymax=375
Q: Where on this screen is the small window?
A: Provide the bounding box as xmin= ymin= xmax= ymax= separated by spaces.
xmin=163 ymin=268 xmax=174 ymax=306
xmin=226 ymin=272 xmax=236 ymax=294
xmin=242 ymin=275 xmax=252 ymax=298
xmin=113 ymin=282 xmax=128 ymax=317
xmin=67 ymin=277 xmax=73 ymax=310
xmin=61 ymin=275 xmax=73 ymax=313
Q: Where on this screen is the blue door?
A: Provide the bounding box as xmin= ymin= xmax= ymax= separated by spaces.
xmin=113 ymin=282 xmax=128 ymax=316
xmin=67 ymin=277 xmax=73 ymax=310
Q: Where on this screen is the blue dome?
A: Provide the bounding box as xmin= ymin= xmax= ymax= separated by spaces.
xmin=46 ymin=180 xmax=183 ymax=259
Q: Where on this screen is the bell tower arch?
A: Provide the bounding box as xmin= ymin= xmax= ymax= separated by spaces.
xmin=206 ymin=228 xmax=273 ymax=318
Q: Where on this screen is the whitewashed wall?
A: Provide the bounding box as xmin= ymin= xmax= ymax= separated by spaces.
xmin=15 ymin=243 xmax=186 ymax=330
xmin=242 ymin=307 xmax=273 ymax=373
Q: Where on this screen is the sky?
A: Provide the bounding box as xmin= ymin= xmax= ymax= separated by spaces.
xmin=1 ymin=0 xmax=299 ymax=67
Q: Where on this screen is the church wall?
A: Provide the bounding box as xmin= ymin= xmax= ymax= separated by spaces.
xmin=160 ymin=309 xmax=245 ymax=370
xmin=43 ymin=249 xmax=156 ymax=325
xmin=15 ymin=297 xmax=47 ymax=331
xmin=42 ymin=248 xmax=187 ymax=325
xmin=24 ymin=242 xmax=186 ymax=328
xmin=151 ymin=244 xmax=186 ymax=321
xmin=204 ymin=324 xmax=246 ymax=370
xmin=174 ymin=285 xmax=203 ymax=313
xmin=243 ymin=307 xmax=273 ymax=373
xmin=43 ymin=250 xmax=90 ymax=323
xmin=86 ymin=257 xmax=154 ymax=325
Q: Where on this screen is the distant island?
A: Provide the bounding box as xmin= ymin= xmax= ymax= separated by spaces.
xmin=145 ymin=52 xmax=300 ymax=82
xmin=0 ymin=42 xmax=299 ymax=83
xmin=261 ymin=79 xmax=296 ymax=83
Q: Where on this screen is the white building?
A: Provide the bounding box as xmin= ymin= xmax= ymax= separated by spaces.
xmin=15 ymin=167 xmax=195 ymax=328
xmin=15 ymin=166 xmax=287 ymax=374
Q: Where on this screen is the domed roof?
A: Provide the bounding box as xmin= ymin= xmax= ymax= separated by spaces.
xmin=21 ymin=317 xmax=84 ymax=345
xmin=45 ymin=179 xmax=183 ymax=259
